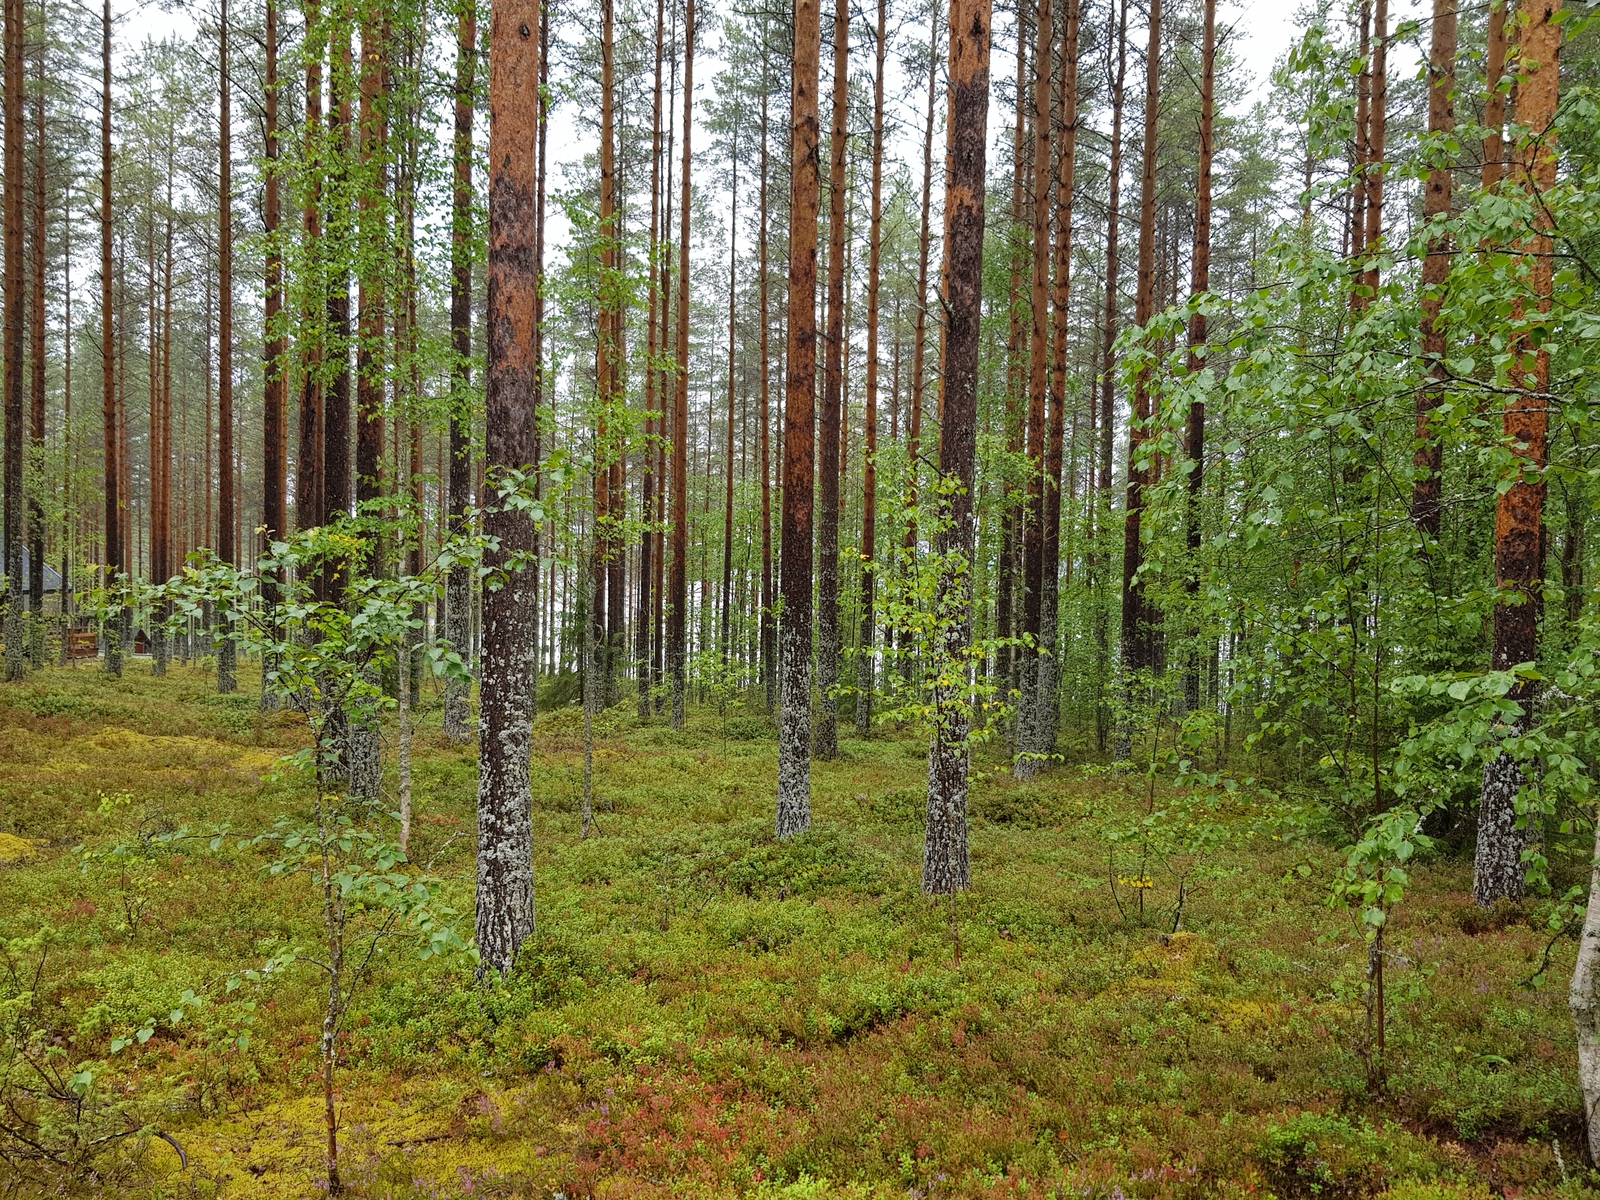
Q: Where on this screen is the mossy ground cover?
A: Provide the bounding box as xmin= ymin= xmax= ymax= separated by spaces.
xmin=0 ymin=662 xmax=1589 ymax=1198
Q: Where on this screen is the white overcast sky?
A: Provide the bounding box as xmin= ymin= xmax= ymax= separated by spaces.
xmin=111 ymin=0 xmax=1365 ymax=273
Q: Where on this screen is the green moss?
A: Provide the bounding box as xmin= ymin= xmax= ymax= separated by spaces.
xmin=0 ymin=663 xmax=1593 ymax=1197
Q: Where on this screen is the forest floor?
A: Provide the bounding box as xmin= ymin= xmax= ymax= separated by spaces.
xmin=0 ymin=661 xmax=1591 ymax=1198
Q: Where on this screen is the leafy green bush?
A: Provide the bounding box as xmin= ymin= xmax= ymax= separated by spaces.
xmin=1256 ymin=1114 xmax=1445 ymax=1198
xmin=722 ymin=827 xmax=885 ymax=898
xmin=723 ymin=715 xmax=774 ymax=741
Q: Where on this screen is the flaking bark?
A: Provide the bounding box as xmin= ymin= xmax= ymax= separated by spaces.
xmin=1478 ymin=0 xmax=1559 ymax=908
xmin=923 ymin=0 xmax=990 ymax=896
xmin=777 ymin=0 xmax=821 ymax=838
xmin=476 ymin=0 xmax=542 ymax=978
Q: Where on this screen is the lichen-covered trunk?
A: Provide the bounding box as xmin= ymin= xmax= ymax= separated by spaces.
xmin=1477 ymin=0 xmax=1559 ymax=908
xmin=777 ymin=0 xmax=820 ymax=838
xmin=923 ymin=0 xmax=990 ymax=897
xmin=476 ymin=0 xmax=542 ymax=978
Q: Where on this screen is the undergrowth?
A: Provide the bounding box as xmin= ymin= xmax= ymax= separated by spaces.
xmin=0 ymin=662 xmax=1590 ymax=1197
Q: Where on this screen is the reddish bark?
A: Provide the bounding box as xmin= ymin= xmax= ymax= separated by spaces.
xmin=1477 ymin=0 xmax=1561 ymax=907
xmin=778 ymin=0 xmax=821 ymax=836
xmin=923 ymin=0 xmax=991 ymax=896
xmin=476 ymin=0 xmax=543 ymax=976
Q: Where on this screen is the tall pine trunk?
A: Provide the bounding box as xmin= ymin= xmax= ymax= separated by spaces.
xmin=1092 ymin=0 xmax=1127 ymax=750
xmin=1361 ymin=0 xmax=1387 ymax=298
xmin=476 ymin=0 xmax=542 ymax=977
xmin=1118 ymin=0 xmax=1159 ymax=684
xmin=324 ymin=32 xmax=353 ymax=537
xmin=262 ymin=0 xmax=286 ymax=706
xmin=217 ymin=0 xmax=236 ymax=694
xmin=3 ymin=0 xmax=24 ymax=683
xmin=346 ymin=12 xmax=388 ymax=800
xmin=1181 ymin=0 xmax=1214 ymax=713
xmin=1477 ymin=0 xmax=1559 ymax=908
xmin=720 ymin=117 xmax=738 ymax=668
xmin=26 ymin=19 xmax=44 ymax=669
xmin=1014 ymin=0 xmax=1051 ymax=777
xmin=1038 ymin=0 xmax=1081 ymax=757
xmin=997 ymin=7 xmax=1026 ymax=701
xmin=923 ymin=0 xmax=991 ymax=896
xmin=668 ymin=0 xmax=695 ymax=729
xmin=444 ymin=0 xmax=476 ymax=742
xmin=856 ymin=0 xmax=886 ymax=737
xmin=814 ymin=0 xmax=848 ymax=759
xmin=100 ymin=0 xmax=120 ymax=677
xmin=297 ymin=0 xmax=324 ymax=538
xmin=902 ymin=2 xmax=936 ymax=683
xmin=759 ymin=81 xmax=775 ymax=712
xmin=777 ymin=0 xmax=821 ymax=837
xmin=639 ymin=0 xmax=665 ymax=719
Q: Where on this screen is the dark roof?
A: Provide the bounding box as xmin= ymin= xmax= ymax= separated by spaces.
xmin=0 ymin=541 xmax=65 ymax=592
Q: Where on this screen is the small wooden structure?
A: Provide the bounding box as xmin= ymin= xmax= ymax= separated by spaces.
xmin=65 ymin=630 xmax=98 ymax=660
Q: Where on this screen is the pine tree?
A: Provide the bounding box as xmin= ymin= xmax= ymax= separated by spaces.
xmin=856 ymin=0 xmax=887 ymax=737
xmin=777 ymin=0 xmax=821 ymax=838
xmin=476 ymin=0 xmax=542 ymax=978
xmin=814 ymin=0 xmax=848 ymax=760
xmin=668 ymin=0 xmax=695 ymax=729
xmin=3 ymin=0 xmax=24 ymax=683
xmin=1476 ymin=0 xmax=1560 ymax=907
xmin=923 ymin=0 xmax=992 ymax=897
